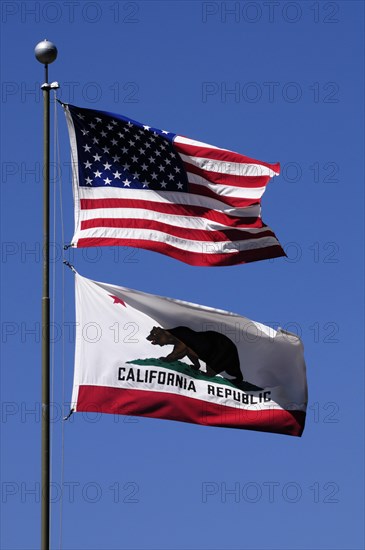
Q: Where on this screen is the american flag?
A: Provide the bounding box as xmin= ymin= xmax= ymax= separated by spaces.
xmin=63 ymin=103 xmax=285 ymax=266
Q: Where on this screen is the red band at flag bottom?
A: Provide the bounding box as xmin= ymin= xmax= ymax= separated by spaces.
xmin=76 ymin=385 xmax=306 ymax=437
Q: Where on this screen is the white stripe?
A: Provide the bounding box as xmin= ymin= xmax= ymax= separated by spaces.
xmin=77 ymin=187 xmax=262 ymax=217
xmin=79 ymin=208 xmax=269 ymax=232
xmin=73 ymin=227 xmax=280 ymax=253
xmin=188 ymin=173 xmax=266 ymax=199
xmin=180 ymin=153 xmax=278 ymax=178
xmin=174 ymin=135 xmax=222 ymax=150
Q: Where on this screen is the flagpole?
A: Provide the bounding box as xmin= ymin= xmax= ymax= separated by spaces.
xmin=35 ymin=39 xmax=58 ymax=550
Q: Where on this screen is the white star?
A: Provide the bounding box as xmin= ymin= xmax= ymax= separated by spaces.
xmin=84 ymin=161 xmax=92 ymax=169
xmin=159 ymin=165 xmax=165 ymax=172
xmin=104 ymin=177 xmax=112 ymax=185
xmin=168 ymin=174 xmax=174 ymax=181
xmin=93 ymin=137 xmax=99 ymax=144
xmin=151 ymin=172 xmax=158 ymax=180
xmin=89 ymin=122 xmax=96 ymax=129
xmin=129 ymin=140 xmax=136 ymax=146
xmin=149 ymin=156 xmax=155 ymax=163
xmin=169 ymin=152 xmax=176 ymax=158
xmin=174 ymin=166 xmax=181 ymax=173
xmin=111 ymin=120 xmax=118 ymax=125
xmin=93 ymin=153 xmax=101 ymax=162
xmin=177 ymin=183 xmax=183 ymax=189
xmin=134 ymin=134 xmax=141 ymax=141
xmin=94 ymin=170 xmax=102 ymax=178
xmin=123 ymin=163 xmax=130 ymax=170
xmin=141 ymin=163 xmax=148 ymax=170
xmin=77 ymin=113 xmax=85 ymax=120
xmin=139 ymin=148 xmax=146 ymax=155
xmin=143 ymin=125 xmax=151 ymax=131
xmin=142 ymin=180 xmax=149 ymax=187
xmin=118 ymin=132 xmax=124 ymax=138
xmin=103 ymin=146 xmax=110 ymax=154
xmin=112 ymin=155 xmax=120 ymax=162
xmin=107 ymin=124 xmax=113 ymax=130
xmin=155 ymin=150 xmax=161 ymax=157
xmin=95 ymin=117 xmax=102 ymax=123
xmin=165 ymin=159 xmax=171 ymax=165
xmin=149 ymin=136 xmax=156 ymax=142
xmin=85 ymin=177 xmax=93 ymax=185
xmin=81 ymin=129 xmax=89 ymax=136
xmin=100 ymin=130 xmax=107 ymax=138
xmin=103 ymin=162 xmax=112 ymax=170
xmin=145 ymin=142 xmax=151 ymax=149
xmin=83 ymin=144 xmax=91 ymax=152
xmin=123 ymin=179 xmax=131 ymax=187
xmin=121 ymin=147 xmax=128 ymax=154
xmin=160 ymin=144 xmax=166 ymax=150
xmin=160 ymin=181 xmax=167 ymax=188
xmin=131 ymin=155 xmax=138 ymax=163
xmin=111 ymin=139 xmax=118 ymax=146
xmin=161 ymin=130 xmax=169 ymax=134
xmin=127 ymin=121 xmax=133 ymax=127
xmin=113 ymin=171 xmax=121 ymax=179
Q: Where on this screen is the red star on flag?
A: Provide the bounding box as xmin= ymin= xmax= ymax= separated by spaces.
xmin=109 ymin=294 xmax=126 ymax=307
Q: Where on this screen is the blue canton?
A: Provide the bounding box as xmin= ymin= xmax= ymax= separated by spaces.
xmin=68 ymin=105 xmax=188 ymax=192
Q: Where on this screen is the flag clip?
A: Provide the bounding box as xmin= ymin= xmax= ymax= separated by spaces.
xmin=63 ymin=409 xmax=74 ymax=421
xmin=41 ymin=81 xmax=60 ymax=91
xmin=63 ymin=260 xmax=76 ymax=273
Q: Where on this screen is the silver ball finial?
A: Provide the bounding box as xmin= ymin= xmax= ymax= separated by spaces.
xmin=35 ymin=40 xmax=58 ymax=65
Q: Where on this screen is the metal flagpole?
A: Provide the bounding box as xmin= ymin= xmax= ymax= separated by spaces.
xmin=35 ymin=39 xmax=58 ymax=550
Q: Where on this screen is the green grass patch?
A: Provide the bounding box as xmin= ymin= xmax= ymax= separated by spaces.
xmin=127 ymin=357 xmax=238 ymax=389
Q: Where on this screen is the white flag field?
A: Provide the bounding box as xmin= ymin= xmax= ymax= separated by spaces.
xmin=71 ymin=274 xmax=308 ymax=436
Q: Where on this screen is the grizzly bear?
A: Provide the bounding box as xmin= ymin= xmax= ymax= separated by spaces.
xmin=146 ymin=325 xmax=243 ymax=383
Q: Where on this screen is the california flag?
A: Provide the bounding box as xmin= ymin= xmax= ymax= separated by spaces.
xmin=71 ymin=274 xmax=308 ymax=436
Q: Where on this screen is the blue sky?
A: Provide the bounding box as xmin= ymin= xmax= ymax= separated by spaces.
xmin=1 ymin=1 xmax=364 ymax=549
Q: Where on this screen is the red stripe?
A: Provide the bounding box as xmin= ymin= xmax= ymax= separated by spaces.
xmin=184 ymin=160 xmax=271 ymax=189
xmin=80 ymin=198 xmax=262 ymax=228
xmin=75 ymin=237 xmax=285 ymax=266
xmin=76 ymin=385 xmax=305 ymax=437
xmin=188 ymin=183 xmax=260 ymax=208
xmin=80 ymin=218 xmax=275 ymax=243
xmin=174 ymin=138 xmax=280 ymax=175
